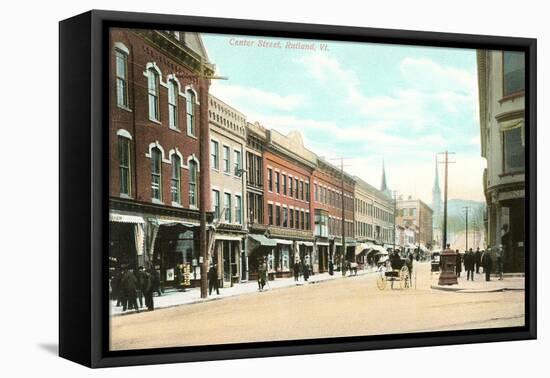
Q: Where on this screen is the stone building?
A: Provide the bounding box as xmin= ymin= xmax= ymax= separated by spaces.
xmin=477 ymin=49 xmax=526 ymax=272
xmin=208 ymin=95 xmax=248 ymax=287
xmin=395 ymin=196 xmax=433 ymax=253
xmin=108 ymin=29 xmax=213 ymax=288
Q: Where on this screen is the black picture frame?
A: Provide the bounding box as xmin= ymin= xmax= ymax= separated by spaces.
xmin=59 ymin=9 xmax=537 ymax=368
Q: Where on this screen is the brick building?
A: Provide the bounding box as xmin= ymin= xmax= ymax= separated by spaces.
xmin=248 ymin=130 xmax=316 ymax=278
xmin=313 ymin=158 xmax=356 ymax=272
xmin=396 ymin=196 xmax=434 ymax=253
xmin=108 ymin=28 xmax=213 ymax=288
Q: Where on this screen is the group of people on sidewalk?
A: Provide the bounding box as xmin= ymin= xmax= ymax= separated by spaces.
xmin=455 ymin=247 xmax=504 ymax=282
xmin=110 ymin=264 xmax=161 ymax=313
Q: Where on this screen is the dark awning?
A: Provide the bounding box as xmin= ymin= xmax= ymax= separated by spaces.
xmin=248 ymin=234 xmax=277 ymax=247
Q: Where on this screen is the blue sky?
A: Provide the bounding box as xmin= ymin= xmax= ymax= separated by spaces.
xmin=202 ymin=33 xmax=485 ymax=203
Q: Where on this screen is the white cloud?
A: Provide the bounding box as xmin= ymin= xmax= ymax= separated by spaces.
xmin=210 ymin=82 xmax=306 ymax=111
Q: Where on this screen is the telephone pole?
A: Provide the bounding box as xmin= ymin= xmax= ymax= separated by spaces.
xmin=392 ymin=191 xmax=398 ymax=254
xmin=438 ymin=151 xmax=455 ymax=249
xmin=341 ymin=158 xmax=346 ymax=276
xmin=463 ymin=206 xmax=471 ymax=252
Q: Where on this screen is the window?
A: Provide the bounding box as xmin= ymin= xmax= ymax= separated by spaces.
xmin=267 ymin=168 xmax=273 ymax=191
xmin=294 ymin=178 xmax=299 ymax=198
xmin=289 ymin=177 xmax=293 ymax=197
xmin=282 ymin=174 xmax=287 ymax=195
xmin=234 ymin=150 xmax=241 ymax=176
xmin=301 ymin=211 xmax=305 ymax=230
xmin=283 ymin=207 xmax=288 ymax=227
xmin=210 ymin=140 xmax=219 ymax=170
xmin=151 ymin=148 xmax=162 ymax=201
xmin=147 ymin=68 xmax=160 ymax=121
xmin=305 ymin=181 xmax=310 ymax=201
xmin=305 ymin=211 xmax=310 ymax=230
xmin=503 ymin=51 xmax=525 ymax=97
xmin=275 ymin=205 xmax=281 ymax=226
xmin=275 ymin=172 xmax=280 ymax=193
xmin=170 ymin=154 xmax=181 ymax=204
xmin=188 ymin=160 xmax=198 ymax=207
xmin=289 ymin=209 xmax=294 ymax=229
xmin=314 ymin=184 xmax=318 ymax=202
xmin=118 ymin=136 xmax=131 ymax=196
xmin=223 ymin=145 xmax=230 ymax=174
xmin=235 ymin=195 xmax=242 ymax=224
xmin=300 ymin=181 xmax=304 ymax=200
xmin=212 ymin=190 xmax=220 ymax=219
xmin=224 ymin=193 xmax=232 ymax=222
xmin=186 ymin=90 xmax=196 ymax=136
xmin=503 ymin=127 xmax=525 ymax=173
xmin=173 ymin=31 xmax=180 ymax=40
xmin=268 ymin=204 xmax=274 ymax=225
xmin=314 ymin=209 xmax=328 ymax=237
xmin=115 ymin=49 xmax=129 ymax=108
xmin=168 ymin=80 xmax=178 ymax=129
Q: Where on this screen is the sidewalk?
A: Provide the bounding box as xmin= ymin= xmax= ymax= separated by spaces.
xmin=431 ymin=272 xmax=524 ymax=293
xmin=111 ymin=268 xmax=376 ymax=316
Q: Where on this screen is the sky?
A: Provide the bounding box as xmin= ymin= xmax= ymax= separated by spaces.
xmin=202 ymin=33 xmax=486 ymax=203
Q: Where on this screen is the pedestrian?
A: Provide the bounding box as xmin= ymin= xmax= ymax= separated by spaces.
xmin=474 ymin=248 xmax=482 ymax=274
xmin=258 ymin=259 xmax=267 ymax=291
xmin=136 ymin=266 xmax=146 ymax=308
xmin=111 ymin=267 xmax=123 ymax=306
xmin=455 ymin=250 xmax=462 ymax=277
xmin=328 ymin=260 xmax=334 ymax=276
xmin=144 ymin=265 xmax=156 ymax=311
xmin=406 ymin=253 xmax=414 ymax=286
xmin=496 ymin=245 xmax=504 ymax=280
xmin=208 ymin=264 xmax=220 ymax=295
xmin=293 ymin=260 xmax=300 ymax=281
xmin=150 ymin=266 xmax=162 ymax=297
xmin=465 ymin=248 xmax=475 ymax=281
xmin=122 ymin=267 xmax=139 ymax=312
xmin=303 ymin=261 xmax=310 ymax=281
xmin=482 ymin=248 xmax=493 ymax=282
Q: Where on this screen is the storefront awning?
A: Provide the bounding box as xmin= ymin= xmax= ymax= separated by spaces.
xmin=248 ymin=234 xmax=277 ymax=247
xmin=214 ymin=234 xmax=243 ymax=241
xmin=273 ymin=238 xmax=293 ymax=245
xmin=316 ymin=241 xmax=329 ymax=246
xmin=151 ymin=218 xmax=199 ymax=227
xmin=355 ymin=242 xmax=373 ymax=255
xmin=298 ymin=241 xmax=314 ymax=247
xmin=109 ymin=213 xmax=145 ymax=224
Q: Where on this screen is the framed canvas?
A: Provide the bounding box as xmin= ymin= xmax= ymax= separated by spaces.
xmin=59 ymin=10 xmax=537 ymax=368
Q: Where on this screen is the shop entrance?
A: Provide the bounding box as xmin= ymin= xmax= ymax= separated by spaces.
xmin=109 ymin=222 xmax=137 ymax=269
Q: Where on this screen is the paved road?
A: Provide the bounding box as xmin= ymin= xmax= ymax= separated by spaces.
xmin=110 ymin=262 xmax=524 ymax=351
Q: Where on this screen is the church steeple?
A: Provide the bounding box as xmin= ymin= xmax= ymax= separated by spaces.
xmin=432 ymin=155 xmax=441 ymax=211
xmin=380 ymin=159 xmax=391 ymax=197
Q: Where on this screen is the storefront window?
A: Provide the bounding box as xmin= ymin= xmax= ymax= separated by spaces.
xmin=281 ymin=246 xmax=290 ymax=271
xmin=503 ymin=127 xmax=525 ymax=173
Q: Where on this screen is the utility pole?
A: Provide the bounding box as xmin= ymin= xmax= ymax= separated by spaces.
xmin=341 ymin=158 xmax=346 ymax=276
xmin=392 ymin=191 xmax=398 ymax=255
xmin=438 ymin=151 xmax=455 ymax=249
xmin=463 ymin=206 xmax=470 ymax=252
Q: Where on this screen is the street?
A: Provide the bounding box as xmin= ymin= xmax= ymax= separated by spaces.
xmin=110 ymin=262 xmax=524 ymax=351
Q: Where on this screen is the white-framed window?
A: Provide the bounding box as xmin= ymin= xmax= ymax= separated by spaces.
xmin=234 ymin=149 xmax=241 ymax=176
xmin=115 ymin=49 xmax=129 ymax=108
xmin=147 ymin=68 xmax=160 ymax=121
xmin=186 ymin=89 xmax=196 ymax=136
xmin=210 ymin=140 xmax=219 ymax=170
xmin=235 ymin=195 xmax=242 ymax=224
xmin=212 ymin=190 xmax=220 ymax=219
xmin=223 ymin=145 xmax=230 ymax=174
xmin=188 ymin=160 xmax=198 ymax=207
xmin=224 ymin=193 xmax=232 ymax=222
xmin=171 ymin=154 xmax=181 ymax=204
xmin=168 ymin=80 xmax=179 ymax=129
xmin=151 ymin=147 xmax=162 ymax=201
xmin=118 ymin=135 xmax=131 ymax=196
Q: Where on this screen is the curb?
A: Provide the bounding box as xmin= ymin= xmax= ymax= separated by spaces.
xmin=430 ymin=284 xmax=525 ymax=293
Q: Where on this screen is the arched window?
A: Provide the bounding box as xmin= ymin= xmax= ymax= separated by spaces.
xmin=188 ymin=160 xmax=198 ymax=207
xmin=171 ymin=154 xmax=181 ymax=204
xmin=151 ymin=147 xmax=162 ymax=201
xmin=168 ymin=80 xmax=179 ymax=129
xmin=115 ymin=49 xmax=129 ymax=108
xmin=186 ymin=89 xmax=196 ymax=136
xmin=118 ymin=135 xmax=131 ymax=195
xmin=148 ymin=68 xmax=160 ymax=121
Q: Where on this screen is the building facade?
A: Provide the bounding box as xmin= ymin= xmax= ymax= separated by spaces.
xmin=477 ymin=49 xmax=526 ymax=272
xmin=395 ymin=197 xmax=433 ymax=252
xmin=208 ymin=95 xmax=248 ymax=287
xmin=108 ymin=29 xmax=213 ymax=288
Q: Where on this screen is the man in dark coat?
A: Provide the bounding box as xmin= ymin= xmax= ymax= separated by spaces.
xmin=257 ymin=258 xmax=267 ymax=291
xmin=144 ymin=266 xmax=156 ymax=311
xmin=482 ymin=248 xmax=493 ymax=281
xmin=474 ymin=248 xmax=482 ymax=274
xmin=293 ymin=261 xmax=300 ymax=281
xmin=328 ymin=260 xmax=334 ymax=276
xmin=465 ymin=248 xmax=475 ymax=281
xmin=136 ymin=266 xmax=146 ymax=308
xmin=150 ymin=266 xmax=162 ymax=297
xmin=455 ymin=250 xmax=462 ymax=277
xmin=122 ymin=268 xmax=139 ymax=312
xmin=208 ymin=264 xmax=220 ymax=295
xmin=302 ymin=262 xmax=310 ymax=281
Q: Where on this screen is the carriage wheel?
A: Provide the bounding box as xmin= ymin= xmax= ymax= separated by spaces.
xmin=399 ymin=266 xmax=410 ymax=289
xmin=376 ymin=273 xmax=387 ymax=290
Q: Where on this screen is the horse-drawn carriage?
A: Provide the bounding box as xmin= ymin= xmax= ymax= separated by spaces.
xmin=376 ymin=256 xmax=412 ymax=290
